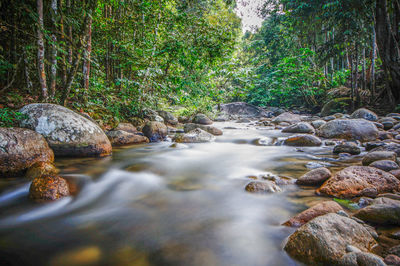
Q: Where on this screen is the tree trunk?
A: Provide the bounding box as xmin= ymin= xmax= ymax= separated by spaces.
xmin=50 ymin=0 xmax=58 ymax=99
xmin=37 ymin=0 xmax=48 ymax=101
xmin=82 ymin=13 xmax=92 ymax=100
xmin=371 ymin=25 xmax=376 ymax=100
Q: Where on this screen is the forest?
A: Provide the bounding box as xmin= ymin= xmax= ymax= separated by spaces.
xmin=1 ymin=1 xmax=400 ymax=266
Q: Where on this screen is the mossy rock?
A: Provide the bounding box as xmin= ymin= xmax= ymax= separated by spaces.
xmin=321 ymin=97 xmax=351 ymax=117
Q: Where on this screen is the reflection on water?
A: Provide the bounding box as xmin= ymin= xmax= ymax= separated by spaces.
xmin=0 ymin=122 xmax=350 ymax=265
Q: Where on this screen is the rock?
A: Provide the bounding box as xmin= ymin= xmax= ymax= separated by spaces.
xmin=351 ymin=108 xmax=379 ymax=121
xmin=236 ymin=118 xmax=251 ymax=123
xmin=383 ymin=121 xmax=395 ymax=130
xmin=389 ymin=245 xmax=400 ymax=257
xmin=311 ymin=120 xmax=326 ymax=129
xmin=320 ymin=97 xmax=352 ymax=116
xmin=363 ymin=151 xmax=397 ymax=166
xmin=282 ymin=122 xmax=315 ymax=134
xmin=385 ymin=254 xmax=400 ymax=266
xmin=49 ymin=246 xmax=102 ymax=266
xmin=354 ymin=197 xmax=400 ymax=225
xmin=316 ymin=166 xmax=400 ymax=199
xmin=333 ymin=143 xmax=361 ymax=155
xmin=143 ymin=109 xmax=164 ymax=122
xmin=192 ymin=114 xmax=213 ymax=125
xmin=158 ymin=110 xmax=178 ymax=125
xmin=174 ymin=128 xmax=216 ymax=143
xmin=379 ymin=131 xmax=394 ymax=140
xmin=371 ymin=143 xmax=400 ymax=156
xmin=375 ymin=122 xmax=385 ymax=129
xmin=0 ymin=127 xmax=54 ymax=177
xmin=284 ymin=134 xmax=322 ymax=146
xmin=284 ymin=213 xmax=377 ymax=265
xmin=370 ymin=160 xmax=400 ymax=172
xmin=365 ymin=141 xmax=387 ymax=151
xmin=390 ymin=169 xmax=400 ymax=179
xmin=245 ymin=181 xmax=282 ymax=193
xmin=272 ymin=112 xmax=301 ymax=124
xmin=283 ymin=201 xmax=343 ymax=227
xmin=142 ymin=121 xmax=168 ymax=142
xmin=106 ymin=130 xmax=149 ymax=146
xmin=339 ymin=252 xmax=386 ymax=266
xmin=114 ymin=123 xmax=137 ymax=134
xmin=183 ymin=123 xmax=222 ymax=136
xmin=217 ymin=102 xmax=270 ymax=117
xmin=19 ymin=103 xmax=112 ymax=157
xmin=29 ymin=175 xmax=70 ymax=202
xmin=318 ymin=119 xmax=379 ymax=142
xmin=324 ymin=115 xmax=337 ymax=121
xmin=25 ymin=161 xmax=59 ymax=179
xmin=296 ymin=167 xmax=332 ymax=186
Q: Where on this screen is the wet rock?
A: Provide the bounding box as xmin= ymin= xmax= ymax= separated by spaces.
xmin=29 ymin=175 xmax=70 ymax=202
xmin=142 ymin=121 xmax=168 ymax=142
xmin=106 ymin=130 xmax=149 ymax=146
xmin=114 ymin=123 xmax=137 ymax=134
xmin=272 ymin=112 xmax=301 ymax=124
xmin=183 ymin=123 xmax=222 ymax=136
xmin=383 ymin=121 xmax=395 ymax=130
xmin=370 ymin=160 xmax=400 ymax=172
xmin=321 ymin=97 xmax=352 ymax=117
xmin=217 ymin=102 xmax=270 ymax=117
xmin=284 ymin=134 xmax=322 ymax=146
xmin=245 ymin=181 xmax=282 ymax=193
xmin=339 ymin=252 xmax=386 ymax=266
xmin=333 ymin=143 xmax=361 ymax=155
xmin=252 ymin=137 xmax=275 ymax=146
xmin=283 ymin=201 xmax=343 ymax=227
xmin=296 ymin=167 xmax=332 ymax=186
xmin=174 ymin=128 xmax=216 ymax=143
xmin=318 ymin=119 xmax=379 ymax=142
xmin=389 ymin=245 xmax=400 ymax=257
xmin=158 ymin=110 xmax=178 ymax=125
xmin=316 ymin=166 xmax=400 ymax=199
xmin=192 ymin=114 xmax=213 ymax=125
xmin=365 ymin=141 xmax=387 ymax=151
xmin=282 ymin=122 xmax=315 ymax=134
xmin=284 ymin=213 xmax=377 ymax=265
xmin=19 ymin=103 xmax=112 ymax=157
xmin=390 ymin=169 xmax=400 ymax=179
xmin=351 ymin=108 xmax=378 ymax=121
xmin=363 ymin=151 xmax=397 ymax=166
xmin=305 ymin=161 xmax=334 ymax=169
xmin=0 ymin=127 xmax=54 ymax=177
xmin=324 ymin=115 xmax=336 ymax=121
xmin=385 ymin=254 xmax=400 ymax=266
xmin=375 ymin=122 xmax=385 ymax=129
xmin=311 ymin=120 xmax=326 ymax=129
xmin=371 ymin=143 xmax=400 ymax=156
xmin=354 ymin=197 xmax=400 ymax=225
xmin=25 ymin=161 xmax=59 ymax=179
xmin=236 ymin=118 xmax=251 ymax=123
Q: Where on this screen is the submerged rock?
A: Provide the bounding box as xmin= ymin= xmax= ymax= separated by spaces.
xmin=283 ymin=201 xmax=343 ymax=227
xmin=316 ymin=166 xmax=400 ymax=198
xmin=318 ymin=119 xmax=379 ymax=142
xmin=192 ymin=114 xmax=213 ymax=125
xmin=284 ymin=213 xmax=377 ymax=265
xmin=296 ymin=167 xmax=332 ymax=186
xmin=174 ymin=128 xmax=216 ymax=143
xmin=245 ymin=181 xmax=282 ymax=193
xmin=142 ymin=121 xmax=168 ymax=142
xmin=29 ymin=175 xmax=70 ymax=202
xmin=19 ymin=103 xmax=112 ymax=157
xmin=0 ymin=127 xmax=54 ymax=177
xmin=284 ymin=134 xmax=322 ymax=146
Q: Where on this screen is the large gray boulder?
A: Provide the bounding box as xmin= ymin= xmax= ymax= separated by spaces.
xmin=142 ymin=121 xmax=168 ymax=142
xmin=272 ymin=112 xmax=301 ymax=124
xmin=351 ymin=108 xmax=379 ymax=121
xmin=192 ymin=114 xmax=213 ymax=125
xmin=284 ymin=213 xmax=377 ymax=265
xmin=174 ymin=128 xmax=216 ymax=143
xmin=318 ymin=119 xmax=379 ymax=142
xmin=282 ymin=122 xmax=315 ymax=134
xmin=19 ymin=104 xmax=112 ymax=157
xmin=184 ymin=123 xmax=222 ymax=136
xmin=0 ymin=127 xmax=54 ymax=177
xmin=354 ymin=197 xmax=400 ymax=225
xmin=158 ymin=110 xmax=178 ymax=125
xmin=284 ymin=134 xmax=322 ymax=146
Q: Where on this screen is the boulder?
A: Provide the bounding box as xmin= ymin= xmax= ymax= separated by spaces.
xmin=333 ymin=143 xmax=361 ymax=155
xmin=174 ymin=128 xmax=216 ymax=143
xmin=29 ymin=175 xmax=70 ymax=202
xmin=339 ymin=252 xmax=386 ymax=266
xmin=245 ymin=181 xmax=282 ymax=193
xmin=282 ymin=122 xmax=315 ymax=134
xmin=296 ymin=167 xmax=332 ymax=186
xmin=318 ymin=119 xmax=379 ymax=142
xmin=351 ymin=108 xmax=378 ymax=121
xmin=142 ymin=121 xmax=168 ymax=142
xmin=389 ymin=245 xmax=400 ymax=257
xmin=192 ymin=114 xmax=213 ymax=125
xmin=284 ymin=134 xmax=322 ymax=146
xmin=106 ymin=130 xmax=149 ymax=146
xmin=363 ymin=151 xmax=397 ymax=166
xmin=371 ymin=143 xmax=400 ymax=156
xmin=0 ymin=127 xmax=54 ymax=177
xmin=284 ymin=213 xmax=377 ymax=265
xmin=370 ymin=160 xmax=400 ymax=172
xmin=320 ymin=97 xmax=351 ymax=117
xmin=354 ymin=197 xmax=400 ymax=225
xmin=25 ymin=161 xmax=59 ymax=180
xmin=311 ymin=120 xmax=326 ymax=129
xmin=283 ymin=201 xmax=343 ymax=227
xmin=114 ymin=123 xmax=137 ymax=134
xmin=217 ymin=102 xmax=270 ymax=117
xmin=316 ymin=166 xmax=400 ymax=198
xmin=183 ymin=123 xmax=222 ymax=136
xmin=19 ymin=103 xmax=112 ymax=157
xmin=272 ymin=112 xmax=301 ymax=124
xmin=384 ymin=254 xmax=400 ymax=266
xmin=158 ymin=110 xmax=178 ymax=125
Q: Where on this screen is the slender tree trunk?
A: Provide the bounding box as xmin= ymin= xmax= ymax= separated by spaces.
xmin=82 ymin=13 xmax=92 ymax=101
xmin=60 ymin=0 xmax=67 ymax=86
xmin=50 ymin=0 xmax=58 ymax=99
xmin=37 ymin=0 xmax=48 ymax=100
xmin=23 ymin=49 xmax=32 ymax=91
xmin=371 ymin=25 xmax=376 ymax=100
xmin=350 ymin=51 xmax=355 ymax=111
xmin=355 ymin=44 xmax=360 ymax=106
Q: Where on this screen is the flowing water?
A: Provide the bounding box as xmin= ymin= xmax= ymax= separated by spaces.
xmin=0 ymin=122 xmax=354 ymax=266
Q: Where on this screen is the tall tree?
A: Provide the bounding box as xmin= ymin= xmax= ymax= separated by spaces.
xmin=37 ymin=0 xmax=48 ymax=100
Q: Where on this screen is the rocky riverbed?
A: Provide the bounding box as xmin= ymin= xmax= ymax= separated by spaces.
xmin=0 ymin=102 xmax=400 ymax=265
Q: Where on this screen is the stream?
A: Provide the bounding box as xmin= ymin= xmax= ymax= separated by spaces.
xmin=0 ymin=121 xmax=355 ymax=266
